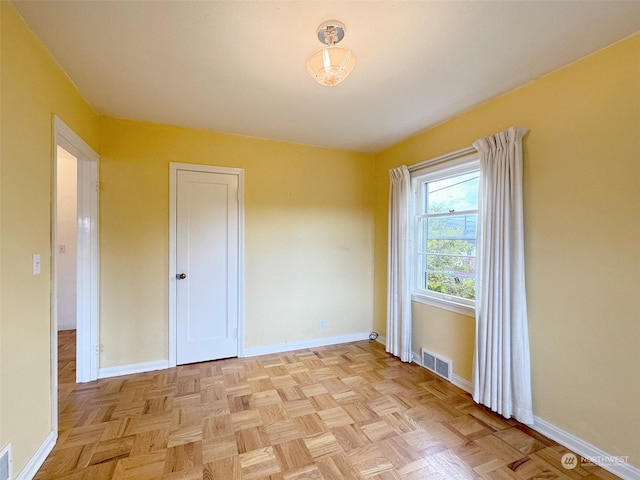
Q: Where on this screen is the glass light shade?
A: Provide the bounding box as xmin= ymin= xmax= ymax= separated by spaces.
xmin=306 ymin=46 xmax=356 ymax=87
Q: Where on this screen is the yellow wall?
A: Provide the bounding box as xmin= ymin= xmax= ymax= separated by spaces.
xmin=98 ymin=117 xmax=375 ymax=367
xmin=0 ymin=1 xmax=99 ymax=474
xmin=374 ymin=34 xmax=640 ymax=466
xmin=1 ymin=0 xmax=637 ymax=473
xmin=411 ymin=303 xmax=475 ymax=381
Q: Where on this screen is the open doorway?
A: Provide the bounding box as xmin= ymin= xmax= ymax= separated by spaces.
xmin=55 ymin=146 xmax=78 ymax=384
xmin=51 ymin=116 xmax=100 ymax=435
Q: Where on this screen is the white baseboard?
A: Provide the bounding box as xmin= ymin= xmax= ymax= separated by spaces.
xmin=374 ymin=334 xmax=386 ymax=346
xmin=98 ymin=359 xmax=169 ymax=379
xmin=531 ymin=416 xmax=640 ymax=480
xmin=411 ymin=351 xmax=421 ymax=364
xmin=451 ymin=373 xmax=473 ymax=394
xmin=16 ymin=431 xmax=56 ymax=480
xmin=97 ymin=333 xmax=374 ymax=377
xmin=243 ymin=332 xmax=371 ymax=357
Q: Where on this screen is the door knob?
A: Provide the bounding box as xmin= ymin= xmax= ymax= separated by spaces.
xmin=176 ymin=273 xmax=187 ymax=280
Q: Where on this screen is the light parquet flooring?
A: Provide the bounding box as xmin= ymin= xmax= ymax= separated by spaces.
xmin=36 ymin=331 xmax=621 ymax=480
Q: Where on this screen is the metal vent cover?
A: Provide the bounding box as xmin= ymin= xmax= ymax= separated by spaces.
xmin=422 ymin=350 xmax=436 ymax=371
xmin=435 ymin=357 xmax=451 ymax=380
xmin=421 ymin=348 xmax=452 ymax=381
xmin=0 ymin=443 xmax=10 ymax=480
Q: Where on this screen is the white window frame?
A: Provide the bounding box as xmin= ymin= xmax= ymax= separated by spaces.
xmin=410 ymin=152 xmax=479 ymax=317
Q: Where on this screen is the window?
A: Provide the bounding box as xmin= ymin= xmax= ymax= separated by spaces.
xmin=411 ymin=155 xmax=479 ymax=314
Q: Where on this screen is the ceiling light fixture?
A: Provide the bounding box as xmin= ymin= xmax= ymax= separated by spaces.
xmin=306 ymin=20 xmax=356 ymax=87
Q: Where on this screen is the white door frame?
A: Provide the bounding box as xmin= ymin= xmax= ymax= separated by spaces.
xmin=168 ymin=163 xmax=245 ymax=366
xmin=51 ymin=117 xmax=100 ymax=426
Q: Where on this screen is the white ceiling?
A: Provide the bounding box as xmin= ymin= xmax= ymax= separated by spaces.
xmin=13 ymin=1 xmax=640 ymax=153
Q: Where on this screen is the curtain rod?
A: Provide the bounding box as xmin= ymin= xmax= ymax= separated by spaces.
xmin=407 ymin=146 xmax=476 ymax=173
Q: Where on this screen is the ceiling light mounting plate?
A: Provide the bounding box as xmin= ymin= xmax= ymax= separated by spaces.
xmin=317 ymin=20 xmax=346 ymax=45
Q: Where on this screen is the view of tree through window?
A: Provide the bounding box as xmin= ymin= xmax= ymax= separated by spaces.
xmin=416 ymin=169 xmax=478 ymax=302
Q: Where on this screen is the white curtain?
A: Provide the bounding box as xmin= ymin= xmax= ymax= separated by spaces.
xmin=472 ymin=126 xmax=534 ymax=424
xmin=386 ymin=165 xmax=412 ymax=362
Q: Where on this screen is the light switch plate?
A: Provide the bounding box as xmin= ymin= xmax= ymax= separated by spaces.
xmin=33 ymin=254 xmax=41 ymax=275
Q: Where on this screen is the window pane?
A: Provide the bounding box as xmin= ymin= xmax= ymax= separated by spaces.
xmin=417 ymin=216 xmax=476 ymax=253
xmin=427 ymin=214 xmax=477 ymax=242
xmin=427 ymin=272 xmax=475 ymax=300
xmin=427 ymin=172 xmax=478 ymax=214
xmin=425 ymin=214 xmax=476 ymax=300
xmin=426 ymin=253 xmax=476 ymax=277
xmin=427 ymin=238 xmax=475 ymax=256
xmin=414 ymin=164 xmax=479 ymax=305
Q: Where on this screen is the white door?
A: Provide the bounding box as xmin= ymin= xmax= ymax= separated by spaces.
xmin=176 ymin=169 xmax=239 ymax=364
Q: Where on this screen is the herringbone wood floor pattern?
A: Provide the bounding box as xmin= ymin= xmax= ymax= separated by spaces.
xmin=35 ymin=331 xmax=619 ymax=479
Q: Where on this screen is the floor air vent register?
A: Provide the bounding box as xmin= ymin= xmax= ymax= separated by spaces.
xmin=0 ymin=443 xmax=10 ymax=480
xmin=421 ymin=348 xmax=453 ymax=381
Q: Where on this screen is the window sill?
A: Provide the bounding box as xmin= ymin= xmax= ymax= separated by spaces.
xmin=411 ymin=293 xmax=475 ymax=318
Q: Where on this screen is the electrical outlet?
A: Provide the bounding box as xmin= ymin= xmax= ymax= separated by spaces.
xmin=319 ymin=320 xmax=326 ymax=330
